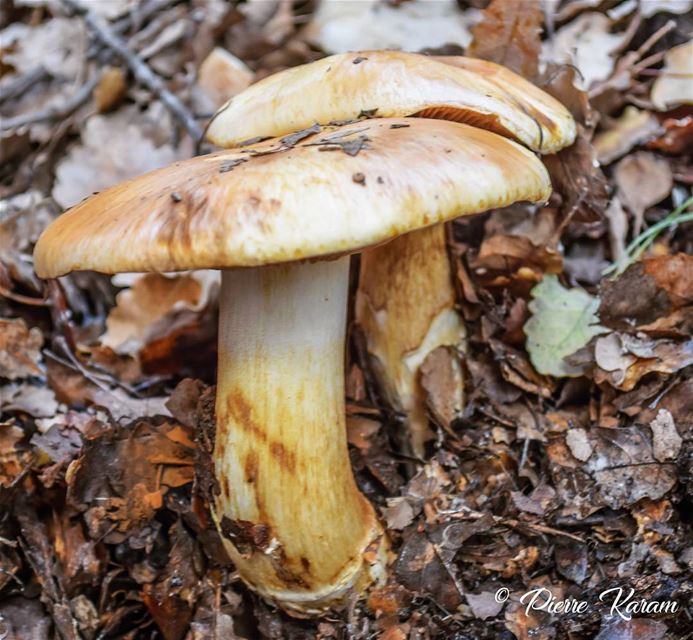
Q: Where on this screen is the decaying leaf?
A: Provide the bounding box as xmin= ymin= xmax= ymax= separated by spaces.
xmin=594 ymin=332 xmax=693 ymax=391
xmin=594 ymin=107 xmax=661 ymax=165
xmin=53 ymin=110 xmax=182 ymax=209
xmin=545 ymin=12 xmax=625 ymax=88
xmin=614 ymin=152 xmax=673 ymax=233
xmin=101 ymin=271 xmax=219 ymax=356
xmin=651 ymin=40 xmax=693 ymax=111
xmin=467 ymin=0 xmax=543 ymax=80
xmin=525 ymin=275 xmax=606 ymax=377
xmin=0 ymin=318 xmax=44 ymax=379
xmin=304 ymin=0 xmax=472 ymax=54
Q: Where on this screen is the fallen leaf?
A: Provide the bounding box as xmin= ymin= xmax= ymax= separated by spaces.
xmin=0 ymin=318 xmax=43 ymax=379
xmin=303 ymin=0 xmax=472 ymax=54
xmin=0 ymin=384 xmax=57 ymax=418
xmin=467 ymin=0 xmax=543 ymax=80
xmin=525 ymin=275 xmax=606 ymax=377
xmin=566 ymin=427 xmax=593 ymax=462
xmin=545 ymin=12 xmax=625 ymax=88
xmin=52 ymin=110 xmax=182 ymax=209
xmin=614 ymin=152 xmax=673 ymax=233
xmin=651 ymin=40 xmax=693 ymax=111
xmin=594 ymin=332 xmax=693 ymax=391
xmin=0 ymin=17 xmax=86 ymax=79
xmin=599 ymin=254 xmax=693 ymax=330
xmin=465 ymin=590 xmax=505 ymax=620
xmin=594 ymin=617 xmax=668 ymax=640
xmin=195 ymin=47 xmax=253 ymax=112
xmin=649 ymin=409 xmax=682 ymax=462
xmin=101 ymin=272 xmax=219 ymax=356
xmin=420 ymin=346 xmax=464 ymax=430
xmin=594 ymin=107 xmax=661 ymax=165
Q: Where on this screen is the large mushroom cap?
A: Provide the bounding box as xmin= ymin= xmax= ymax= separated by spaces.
xmin=206 ymin=50 xmax=576 ymax=154
xmin=34 ymin=118 xmax=551 ymax=278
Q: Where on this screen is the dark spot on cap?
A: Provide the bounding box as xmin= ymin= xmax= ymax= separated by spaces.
xmin=352 ymin=172 xmax=366 ymax=186
xmin=352 ymin=56 xmax=368 ymax=64
xmin=170 ymin=192 xmax=182 ymax=202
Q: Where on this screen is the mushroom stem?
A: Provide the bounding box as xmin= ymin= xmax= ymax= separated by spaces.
xmin=214 ymin=257 xmax=388 ymax=614
xmin=356 ymin=225 xmax=466 ymax=456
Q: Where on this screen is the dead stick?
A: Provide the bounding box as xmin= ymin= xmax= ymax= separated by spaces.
xmin=63 ymin=0 xmax=203 ymax=142
xmin=0 ymin=76 xmax=98 ymax=131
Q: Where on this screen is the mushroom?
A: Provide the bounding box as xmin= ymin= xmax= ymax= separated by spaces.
xmin=34 ymin=118 xmax=552 ymax=613
xmin=206 ymin=50 xmax=577 ymax=455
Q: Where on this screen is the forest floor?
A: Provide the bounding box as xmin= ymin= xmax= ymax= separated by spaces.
xmin=1 ymin=1 xmax=692 ymax=639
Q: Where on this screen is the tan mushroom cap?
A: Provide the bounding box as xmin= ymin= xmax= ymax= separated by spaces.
xmin=34 ymin=118 xmax=551 ymax=279
xmin=206 ymin=50 xmax=576 ymax=154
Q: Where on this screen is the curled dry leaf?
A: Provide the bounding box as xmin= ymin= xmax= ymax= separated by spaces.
xmin=101 ymin=271 xmax=219 ymax=356
xmin=649 ymin=409 xmax=682 ymax=462
xmin=651 ymin=40 xmax=693 ymax=111
xmin=303 ymin=0 xmax=472 ymax=54
xmin=467 ymin=0 xmax=543 ymax=80
xmin=420 ymin=346 xmax=464 ymax=430
xmin=594 ymin=332 xmax=693 ymax=391
xmin=0 ymin=17 xmax=86 ymax=79
xmin=52 ymin=111 xmax=182 ymax=209
xmin=0 ymin=317 xmax=44 ymax=379
xmin=614 ymin=152 xmax=673 ymax=233
xmin=545 ymin=13 xmax=625 ymax=88
xmin=600 ymin=253 xmax=693 ymax=330
xmin=593 ymin=106 xmax=662 ymax=165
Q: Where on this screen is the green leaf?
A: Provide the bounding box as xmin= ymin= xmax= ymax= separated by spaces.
xmin=525 ymin=275 xmax=606 ymax=377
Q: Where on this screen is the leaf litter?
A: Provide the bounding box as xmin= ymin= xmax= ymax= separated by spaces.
xmin=1 ymin=0 xmax=692 ymax=639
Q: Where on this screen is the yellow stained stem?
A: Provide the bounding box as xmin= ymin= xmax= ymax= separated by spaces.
xmin=356 ymin=225 xmax=466 ymax=456
xmin=214 ymin=258 xmax=388 ymax=614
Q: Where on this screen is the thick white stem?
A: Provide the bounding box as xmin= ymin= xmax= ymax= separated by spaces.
xmin=214 ymin=257 xmax=387 ymax=614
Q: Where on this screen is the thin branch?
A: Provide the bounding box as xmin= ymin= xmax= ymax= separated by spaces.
xmin=0 ymin=66 xmax=50 ymax=105
xmin=0 ymin=76 xmax=98 ymax=131
xmin=63 ymin=0 xmax=203 ymax=142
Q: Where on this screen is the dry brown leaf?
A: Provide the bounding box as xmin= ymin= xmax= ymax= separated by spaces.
xmin=303 ymin=0 xmax=472 ymax=54
xmin=101 ymin=272 xmax=217 ymax=355
xmin=544 ymin=12 xmax=625 ymax=88
xmin=651 ymin=40 xmax=693 ymax=111
xmin=420 ymin=346 xmax=464 ymax=430
xmin=543 ymin=130 xmax=609 ymax=224
xmin=195 ymin=47 xmax=253 ymax=112
xmin=594 ymin=106 xmax=662 ymax=165
xmin=594 ymin=332 xmax=693 ymax=391
xmin=600 ymin=254 xmax=693 ymax=330
xmin=0 ymin=17 xmax=86 ymax=79
xmin=0 ymin=383 xmax=57 ymax=418
xmin=614 ymin=152 xmax=673 ymax=233
xmin=0 ymin=317 xmax=43 ymax=379
xmin=467 ymin=0 xmax=543 ymax=80
xmin=52 ymin=110 xmax=182 ymax=209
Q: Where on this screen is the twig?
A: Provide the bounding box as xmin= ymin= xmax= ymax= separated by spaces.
xmin=0 ymin=66 xmax=50 ymax=105
xmin=0 ymin=76 xmax=98 ymax=131
xmin=63 ymin=0 xmax=203 ymax=142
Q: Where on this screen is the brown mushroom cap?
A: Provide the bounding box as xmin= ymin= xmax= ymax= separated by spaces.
xmin=206 ymin=50 xmax=576 ymax=154
xmin=34 ymin=118 xmax=551 ymax=278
